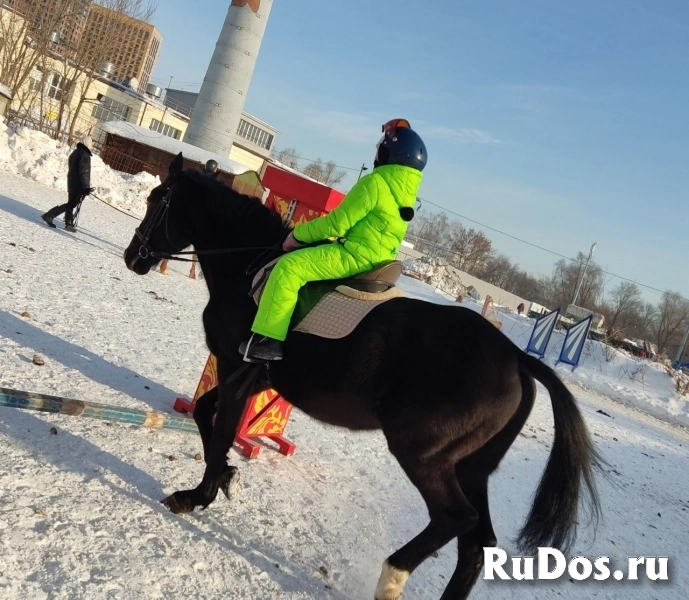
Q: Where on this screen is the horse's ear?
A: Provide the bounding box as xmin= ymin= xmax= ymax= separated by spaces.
xmin=169 ymin=153 xmax=183 ymax=178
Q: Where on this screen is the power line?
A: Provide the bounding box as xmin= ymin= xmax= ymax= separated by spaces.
xmin=150 ymin=77 xmax=201 ymax=86
xmin=416 ymin=197 xmax=688 ymax=303
xmin=274 ymin=155 xmax=362 ymax=172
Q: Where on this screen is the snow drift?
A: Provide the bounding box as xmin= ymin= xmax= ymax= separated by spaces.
xmin=0 ymin=118 xmax=158 ymax=216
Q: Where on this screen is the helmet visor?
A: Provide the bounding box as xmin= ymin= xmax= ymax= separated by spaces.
xmin=382 ymin=118 xmax=411 ymax=140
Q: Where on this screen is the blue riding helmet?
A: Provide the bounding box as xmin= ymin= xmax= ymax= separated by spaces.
xmin=374 ymin=118 xmax=427 ymax=172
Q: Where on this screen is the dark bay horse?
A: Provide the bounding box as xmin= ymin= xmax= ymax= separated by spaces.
xmin=123 ymin=153 xmax=602 ymax=600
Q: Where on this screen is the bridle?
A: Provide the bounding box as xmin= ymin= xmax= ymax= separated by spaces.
xmin=134 ymin=178 xmax=283 ymax=267
xmin=135 ymin=184 xmax=177 ymax=260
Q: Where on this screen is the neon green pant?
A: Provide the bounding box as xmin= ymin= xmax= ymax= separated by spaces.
xmin=251 ymin=243 xmax=370 ymax=341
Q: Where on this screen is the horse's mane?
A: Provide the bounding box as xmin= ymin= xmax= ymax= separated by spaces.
xmin=180 ymin=169 xmax=285 ymax=238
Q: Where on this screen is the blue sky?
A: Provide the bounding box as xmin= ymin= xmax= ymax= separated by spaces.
xmin=149 ymin=0 xmax=689 ymax=301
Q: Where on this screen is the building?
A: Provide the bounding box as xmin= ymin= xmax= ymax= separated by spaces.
xmin=164 ymin=88 xmax=278 ymax=163
xmin=82 ymin=4 xmax=162 ymax=93
xmin=9 ymin=0 xmax=91 ymax=50
xmin=396 ymin=240 xmax=425 ymax=263
xmin=99 ymin=120 xmax=266 ymax=199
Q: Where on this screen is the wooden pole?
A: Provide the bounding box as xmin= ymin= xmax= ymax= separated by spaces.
xmin=0 ymin=387 xmax=197 ymax=434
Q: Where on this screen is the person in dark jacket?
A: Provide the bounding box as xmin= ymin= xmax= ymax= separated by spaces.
xmin=202 ymin=159 xmax=221 ymax=178
xmin=42 ymin=136 xmax=94 ymax=232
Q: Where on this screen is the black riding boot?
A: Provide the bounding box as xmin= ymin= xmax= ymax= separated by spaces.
xmin=239 ymin=334 xmax=284 ymax=362
xmin=41 ymin=205 xmax=65 ymax=228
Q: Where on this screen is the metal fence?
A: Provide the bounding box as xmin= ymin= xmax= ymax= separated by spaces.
xmin=100 ymin=144 xmax=153 ymax=175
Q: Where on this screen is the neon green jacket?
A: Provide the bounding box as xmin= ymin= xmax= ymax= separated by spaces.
xmin=293 ymin=164 xmax=423 ymax=266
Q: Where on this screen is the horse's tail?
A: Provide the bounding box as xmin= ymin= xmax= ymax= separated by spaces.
xmin=516 ymin=351 xmax=603 ymax=554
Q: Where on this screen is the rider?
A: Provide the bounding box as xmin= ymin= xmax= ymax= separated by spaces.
xmin=240 ymin=118 xmax=427 ymax=362
xmin=203 ymin=159 xmax=221 ymax=178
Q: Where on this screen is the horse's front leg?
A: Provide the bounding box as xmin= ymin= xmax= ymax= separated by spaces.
xmin=162 ymin=358 xmax=248 ymax=514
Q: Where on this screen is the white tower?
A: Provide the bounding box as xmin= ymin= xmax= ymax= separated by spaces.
xmin=184 ymin=0 xmax=274 ymax=155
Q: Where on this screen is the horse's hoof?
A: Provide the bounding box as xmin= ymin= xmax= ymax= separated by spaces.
xmin=161 ymin=492 xmax=195 ymax=514
xmin=220 ymin=466 xmax=241 ymax=501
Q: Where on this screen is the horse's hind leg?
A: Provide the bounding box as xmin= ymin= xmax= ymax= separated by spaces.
xmin=438 ymin=475 xmax=495 ymax=600
xmin=374 ymin=457 xmax=479 ymax=600
xmin=438 ymin=370 xmax=536 ymax=599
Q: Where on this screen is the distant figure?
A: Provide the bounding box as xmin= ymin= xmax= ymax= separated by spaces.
xmin=517 ymin=302 xmax=525 ymax=315
xmin=42 ymin=136 xmax=94 ymax=232
xmin=202 ymin=159 xmax=220 ymax=179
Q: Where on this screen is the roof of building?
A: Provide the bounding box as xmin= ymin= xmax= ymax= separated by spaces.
xmin=100 ymin=121 xmax=254 ymax=175
xmin=265 ymin=158 xmax=321 ymax=184
xmin=164 ymin=88 xmax=280 ymax=134
xmin=0 ymin=83 xmax=12 ymax=99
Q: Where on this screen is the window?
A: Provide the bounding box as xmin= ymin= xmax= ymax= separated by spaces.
xmin=29 ymin=66 xmax=44 ymax=93
xmin=91 ymin=97 xmax=130 ymax=122
xmin=47 ymin=73 xmax=69 ymax=101
xmin=149 ymin=118 xmax=181 ymax=140
xmin=236 ymin=119 xmax=274 ymax=150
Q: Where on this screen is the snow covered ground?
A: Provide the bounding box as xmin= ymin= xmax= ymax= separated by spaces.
xmin=1 ymin=169 xmax=689 ymax=599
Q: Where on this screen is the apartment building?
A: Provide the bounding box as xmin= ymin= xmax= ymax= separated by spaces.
xmin=82 ymin=4 xmax=162 ymax=93
xmin=8 ymin=0 xmax=91 ymax=50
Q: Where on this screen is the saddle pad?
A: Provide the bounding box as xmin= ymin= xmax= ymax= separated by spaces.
xmin=293 ymin=286 xmax=403 ymax=339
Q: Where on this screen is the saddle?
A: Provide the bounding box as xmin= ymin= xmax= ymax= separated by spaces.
xmin=251 ymin=259 xmax=405 ymax=339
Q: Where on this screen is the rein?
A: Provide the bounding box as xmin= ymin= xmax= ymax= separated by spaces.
xmin=148 ymin=246 xmax=281 ymax=264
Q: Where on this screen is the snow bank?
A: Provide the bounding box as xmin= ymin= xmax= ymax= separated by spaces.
xmin=402 ymin=257 xmax=468 ymax=299
xmin=0 ymin=118 xmax=158 ymax=216
xmin=498 ymin=308 xmax=689 ymax=428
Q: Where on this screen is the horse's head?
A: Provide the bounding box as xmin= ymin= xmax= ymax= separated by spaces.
xmin=124 ymin=153 xmax=190 ymax=275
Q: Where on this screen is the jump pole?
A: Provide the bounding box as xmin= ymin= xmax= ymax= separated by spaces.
xmin=0 ymin=387 xmax=198 ymax=434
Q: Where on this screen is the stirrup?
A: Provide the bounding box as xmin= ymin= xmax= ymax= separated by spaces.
xmin=241 ymin=333 xmax=283 ymax=363
xmin=241 ymin=333 xmax=264 ymax=364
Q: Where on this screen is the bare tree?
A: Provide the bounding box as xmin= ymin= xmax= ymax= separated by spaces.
xmin=318 ymin=160 xmax=347 ymax=187
xmin=448 ymin=226 xmax=494 ymax=274
xmin=477 ymin=253 xmax=515 ymax=288
xmin=302 ymin=158 xmax=346 ymax=187
xmin=607 ymin=281 xmax=642 ymax=331
xmin=273 ymin=148 xmax=346 ymax=186
xmin=655 ymin=291 xmax=689 ymax=356
xmin=406 ymin=211 xmax=452 ymax=260
xmin=274 ymin=147 xmax=300 ymax=169
xmin=512 ymin=270 xmax=544 ymax=302
xmin=544 ymin=252 xmax=604 ymax=310
xmin=639 ymin=302 xmax=659 ymax=336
